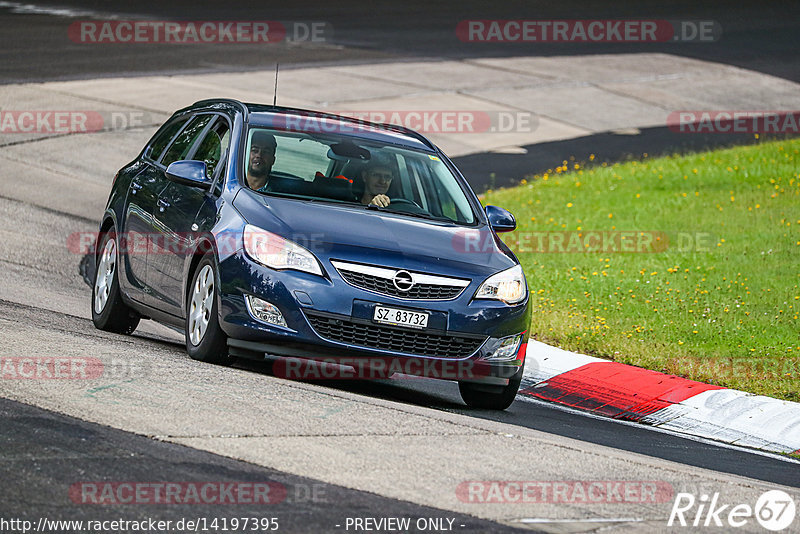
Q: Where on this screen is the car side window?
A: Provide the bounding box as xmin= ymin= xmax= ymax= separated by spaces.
xmin=191 ymin=118 xmax=230 ymax=178
xmin=145 ymin=117 xmax=188 ymax=161
xmin=160 ymin=114 xmax=214 ymax=167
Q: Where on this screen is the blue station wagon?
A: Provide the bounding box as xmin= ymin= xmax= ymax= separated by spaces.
xmin=92 ymin=99 xmax=530 ymax=409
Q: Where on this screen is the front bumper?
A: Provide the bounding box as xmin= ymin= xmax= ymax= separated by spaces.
xmin=217 ymin=251 xmax=530 ymax=383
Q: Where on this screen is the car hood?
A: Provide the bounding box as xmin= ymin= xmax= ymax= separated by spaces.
xmin=232 ymin=189 xmax=516 ymax=278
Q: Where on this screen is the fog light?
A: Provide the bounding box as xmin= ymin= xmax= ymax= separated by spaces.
xmin=245 ymin=295 xmax=287 ymax=327
xmin=482 ymin=333 xmax=523 ymax=362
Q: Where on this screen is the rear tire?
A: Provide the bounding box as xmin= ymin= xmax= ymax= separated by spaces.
xmin=186 ymin=255 xmax=231 ymax=365
xmin=459 ymin=374 xmax=521 ymax=410
xmin=92 ymin=230 xmax=140 ymax=334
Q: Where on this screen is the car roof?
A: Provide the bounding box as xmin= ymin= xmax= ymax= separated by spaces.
xmin=190 ymin=99 xmax=436 ymax=152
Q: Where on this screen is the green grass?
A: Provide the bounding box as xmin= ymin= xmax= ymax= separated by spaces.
xmin=483 ymin=139 xmax=800 ymax=401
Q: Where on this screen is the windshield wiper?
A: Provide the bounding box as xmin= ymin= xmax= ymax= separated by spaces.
xmin=365 ymin=205 xmax=454 ymax=223
xmin=264 ymin=191 xmax=354 ymax=205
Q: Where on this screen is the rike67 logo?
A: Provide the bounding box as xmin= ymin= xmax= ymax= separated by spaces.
xmin=668 ymin=490 xmax=796 ymax=531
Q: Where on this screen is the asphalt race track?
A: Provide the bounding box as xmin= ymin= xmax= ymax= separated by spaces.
xmin=1 ymin=1 xmax=799 ymax=532
xmin=3 ymin=0 xmax=800 ymax=191
xmin=2 ymin=1 xmax=799 ymax=83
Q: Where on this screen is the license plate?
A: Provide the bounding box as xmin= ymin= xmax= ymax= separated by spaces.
xmin=373 ymin=306 xmax=429 ymax=329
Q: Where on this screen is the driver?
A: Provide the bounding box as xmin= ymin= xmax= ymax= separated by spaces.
xmin=360 ymin=159 xmax=396 ymax=207
xmin=246 ymin=131 xmax=277 ymax=192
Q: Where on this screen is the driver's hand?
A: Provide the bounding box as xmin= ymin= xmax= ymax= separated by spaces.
xmin=369 ymin=194 xmax=391 ymax=208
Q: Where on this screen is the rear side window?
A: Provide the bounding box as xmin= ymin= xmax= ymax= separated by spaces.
xmin=160 ymin=115 xmax=214 ymax=167
xmin=192 ymin=118 xmax=230 ymax=178
xmin=145 ymin=117 xmax=188 ymax=161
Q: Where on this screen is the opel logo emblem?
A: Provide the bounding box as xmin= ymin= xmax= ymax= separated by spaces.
xmin=393 ymin=270 xmax=415 ymax=291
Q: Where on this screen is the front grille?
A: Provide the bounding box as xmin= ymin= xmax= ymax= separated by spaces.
xmin=305 ymin=312 xmax=486 ymax=359
xmin=338 ymin=269 xmax=464 ymax=300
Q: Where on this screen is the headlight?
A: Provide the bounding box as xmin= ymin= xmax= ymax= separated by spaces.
xmin=243 ymin=224 xmax=323 ymax=276
xmin=474 ymin=265 xmax=527 ymax=304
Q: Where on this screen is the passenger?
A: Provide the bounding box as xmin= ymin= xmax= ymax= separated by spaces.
xmin=246 ymin=131 xmax=277 ymax=192
xmin=360 ymin=159 xmax=396 ymax=207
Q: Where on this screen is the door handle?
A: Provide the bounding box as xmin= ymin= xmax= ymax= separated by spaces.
xmin=130 ymin=181 xmax=143 ymax=195
xmin=157 ymin=199 xmax=170 ymax=212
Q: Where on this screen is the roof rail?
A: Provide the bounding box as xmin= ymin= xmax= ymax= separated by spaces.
xmin=192 ymin=98 xmax=249 ymax=121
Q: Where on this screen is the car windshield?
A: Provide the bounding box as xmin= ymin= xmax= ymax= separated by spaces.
xmin=242 ymin=127 xmax=476 ymax=224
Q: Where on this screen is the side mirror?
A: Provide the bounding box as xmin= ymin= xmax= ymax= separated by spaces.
xmin=485 ymin=205 xmax=516 ymax=232
xmin=165 ymin=160 xmax=212 ymax=190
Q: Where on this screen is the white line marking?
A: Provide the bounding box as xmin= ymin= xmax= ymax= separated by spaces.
xmin=0 ymin=1 xmax=137 ymax=20
xmin=516 ymin=517 xmax=644 ymax=524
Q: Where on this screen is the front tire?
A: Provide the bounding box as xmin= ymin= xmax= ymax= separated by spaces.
xmin=92 ymin=230 xmax=140 ymax=334
xmin=185 ymin=256 xmax=231 ymax=365
xmin=459 ymin=374 xmax=521 ymax=410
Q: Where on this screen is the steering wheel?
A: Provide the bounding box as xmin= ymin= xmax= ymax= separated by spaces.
xmin=388 ymin=198 xmax=422 ymax=210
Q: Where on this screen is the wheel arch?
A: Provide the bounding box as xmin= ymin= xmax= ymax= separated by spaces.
xmin=183 ymin=236 xmax=219 ymax=318
xmin=96 ymin=212 xmax=117 ymax=260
